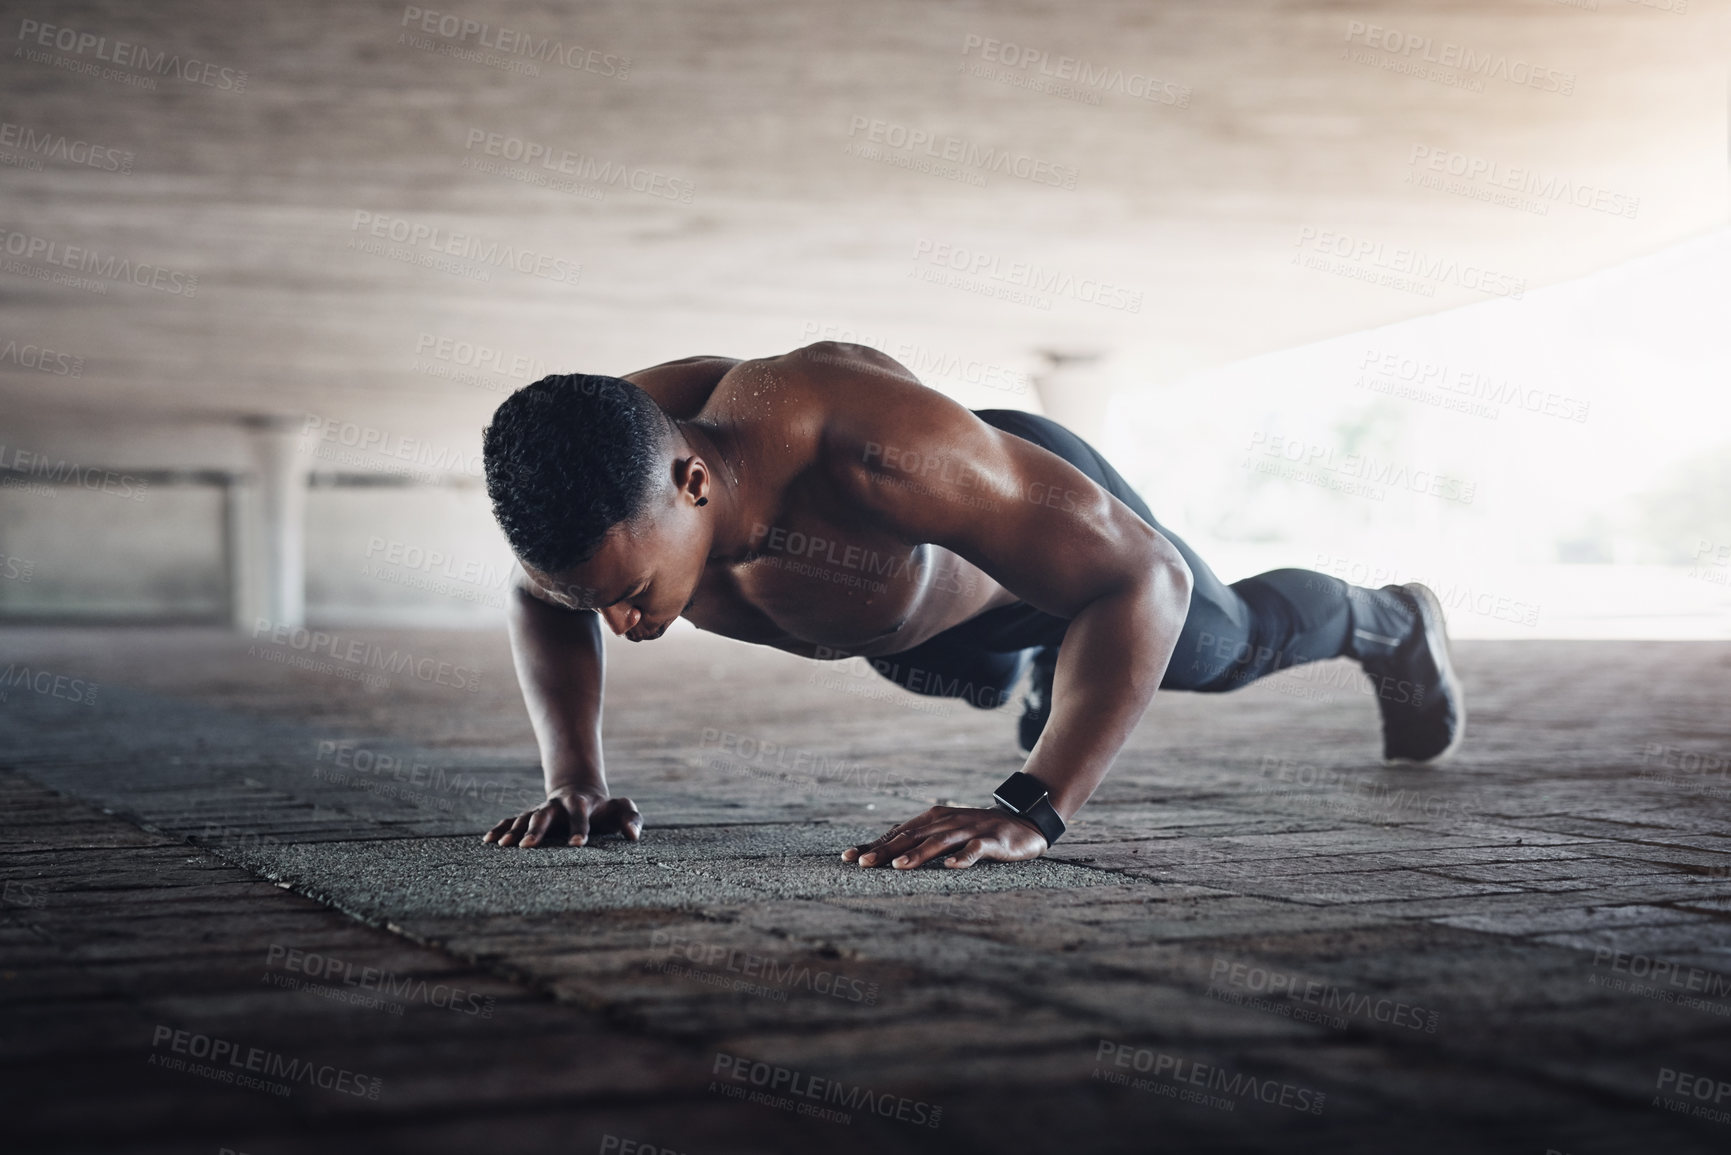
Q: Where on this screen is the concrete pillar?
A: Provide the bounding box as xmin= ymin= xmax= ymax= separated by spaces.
xmin=226 ymin=417 xmax=310 ymax=631
xmin=1030 ymin=349 xmax=1112 ymax=447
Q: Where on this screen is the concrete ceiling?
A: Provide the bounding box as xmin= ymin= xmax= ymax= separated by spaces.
xmin=2 ymin=0 xmax=1725 ymax=463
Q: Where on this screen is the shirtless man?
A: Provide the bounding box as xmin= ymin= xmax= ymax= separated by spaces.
xmin=479 ymin=343 xmax=1463 ymax=868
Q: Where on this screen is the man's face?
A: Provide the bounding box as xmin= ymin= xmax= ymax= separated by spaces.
xmin=524 ymin=496 xmax=708 ymax=642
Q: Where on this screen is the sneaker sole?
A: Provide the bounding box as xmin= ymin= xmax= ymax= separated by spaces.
xmin=1386 ymin=582 xmax=1466 ymax=764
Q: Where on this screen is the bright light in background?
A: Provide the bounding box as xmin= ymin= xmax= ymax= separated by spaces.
xmin=1103 ymin=229 xmax=1731 ymax=640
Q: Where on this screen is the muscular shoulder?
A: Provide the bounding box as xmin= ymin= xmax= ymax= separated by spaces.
xmin=619 ymin=355 xmax=741 ymax=419
xmin=771 ymin=345 xmax=1006 ymax=521
xmin=692 ymin=342 xmax=920 ymax=440
xmin=663 ymin=344 xmax=993 ymax=518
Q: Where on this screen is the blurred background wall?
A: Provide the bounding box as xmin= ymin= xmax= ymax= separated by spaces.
xmin=2 ymin=0 xmax=1727 ymax=637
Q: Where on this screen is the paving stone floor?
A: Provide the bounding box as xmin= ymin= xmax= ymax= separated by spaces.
xmin=2 ymin=625 xmax=1729 ymax=1153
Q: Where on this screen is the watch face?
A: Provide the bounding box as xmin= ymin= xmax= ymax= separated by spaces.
xmin=994 ymin=772 xmax=1048 ymax=813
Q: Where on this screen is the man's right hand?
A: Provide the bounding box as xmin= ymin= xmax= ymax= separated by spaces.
xmin=482 ymin=784 xmax=642 ymax=848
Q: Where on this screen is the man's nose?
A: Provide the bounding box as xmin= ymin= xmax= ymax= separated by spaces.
xmin=602 ymin=605 xmax=641 ymax=636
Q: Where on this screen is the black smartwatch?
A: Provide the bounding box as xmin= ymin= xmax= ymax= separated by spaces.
xmin=992 ymin=771 xmax=1066 ymax=846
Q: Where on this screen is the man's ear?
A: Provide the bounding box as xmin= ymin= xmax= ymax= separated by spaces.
xmin=673 ymin=455 xmax=710 ymax=506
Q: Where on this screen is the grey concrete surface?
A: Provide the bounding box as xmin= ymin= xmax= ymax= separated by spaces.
xmin=218 ymin=828 xmax=1126 ymax=918
xmin=3 ymin=625 xmax=1730 ymax=1152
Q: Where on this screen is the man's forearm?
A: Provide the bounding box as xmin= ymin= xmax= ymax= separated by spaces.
xmin=506 ymin=583 xmax=608 ymax=795
xmin=1018 ymin=561 xmax=1192 ymax=823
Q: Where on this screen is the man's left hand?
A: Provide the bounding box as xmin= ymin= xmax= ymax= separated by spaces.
xmin=841 ymin=805 xmax=1049 ymax=869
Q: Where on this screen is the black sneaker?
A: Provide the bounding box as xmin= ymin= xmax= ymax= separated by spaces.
xmin=1017 ymin=646 xmax=1059 ymax=753
xmin=1361 ymin=583 xmax=1465 ymax=763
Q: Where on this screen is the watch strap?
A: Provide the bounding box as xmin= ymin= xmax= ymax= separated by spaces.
xmin=992 ymin=772 xmax=1066 ymax=846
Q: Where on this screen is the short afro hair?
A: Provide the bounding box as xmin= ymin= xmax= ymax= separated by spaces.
xmin=482 ymin=373 xmax=674 ymax=573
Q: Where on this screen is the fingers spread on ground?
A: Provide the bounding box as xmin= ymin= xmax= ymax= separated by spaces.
xmin=944 ymin=837 xmax=991 ymax=869
xmin=616 ymin=800 xmax=644 ymax=841
xmin=482 ymin=817 xmax=514 ymax=843
xmin=567 ymin=798 xmax=593 ymax=847
xmin=497 ymin=811 xmax=533 ymax=848
xmin=860 ymin=827 xmax=938 ymax=867
xmin=861 ymin=811 xmax=944 ymax=850
xmin=521 ymin=806 xmax=557 ymax=848
xmin=893 ymin=832 xmax=969 ymax=869
xmin=608 ymin=798 xmax=643 ymax=833
xmin=846 ymin=833 xmax=896 ymax=859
